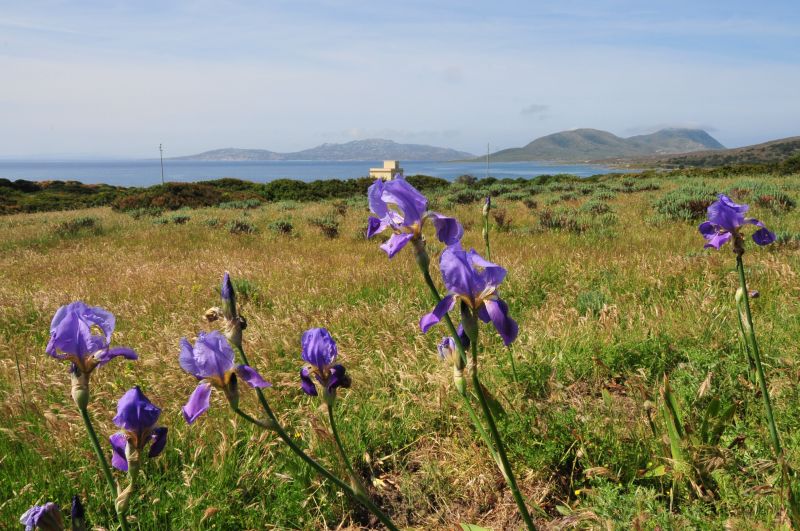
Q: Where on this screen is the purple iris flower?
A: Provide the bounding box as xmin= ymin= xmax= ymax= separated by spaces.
xmin=299 ymin=328 xmax=351 ymax=397
xmin=437 ymin=337 xmax=456 ymax=360
xmin=420 ymin=246 xmax=519 ymax=346
xmin=437 ymin=324 xmax=470 ymax=360
xmin=699 ymin=194 xmax=776 ymax=250
xmin=45 ymin=301 xmax=138 ymax=375
xmin=367 ymin=176 xmax=463 ymax=258
xmin=20 ymin=502 xmax=63 ymax=531
xmin=179 ymin=331 xmax=270 ymax=424
xmin=108 ymin=387 xmax=168 ymax=472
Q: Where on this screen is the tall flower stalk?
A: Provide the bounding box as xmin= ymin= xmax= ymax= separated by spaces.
xmin=46 ymin=302 xmax=136 ymax=531
xmin=196 ymin=273 xmax=399 ymax=530
xmin=699 ymin=194 xmax=799 ymax=524
xmin=367 ymin=178 xmax=537 ymax=530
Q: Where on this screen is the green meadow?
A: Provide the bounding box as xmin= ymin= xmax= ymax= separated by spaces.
xmin=3 ymin=170 xmax=800 ymax=529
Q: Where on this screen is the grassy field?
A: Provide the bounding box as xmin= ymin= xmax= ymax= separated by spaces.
xmin=3 ymin=171 xmax=800 ymax=529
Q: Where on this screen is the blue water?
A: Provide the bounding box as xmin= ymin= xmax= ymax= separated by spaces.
xmin=0 ymin=159 xmax=631 ymax=187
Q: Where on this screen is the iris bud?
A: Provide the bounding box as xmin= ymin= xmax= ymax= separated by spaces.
xmin=71 ymin=495 xmax=86 ymax=531
xmin=412 ymin=238 xmax=430 ymax=271
xmin=453 ymin=366 xmax=467 ymax=396
xmin=221 ymin=271 xmax=237 ymax=321
xmin=483 ymin=196 xmax=491 ymax=216
xmin=70 ymin=366 xmax=90 ymax=410
xmin=115 ymin=483 xmax=132 ymax=515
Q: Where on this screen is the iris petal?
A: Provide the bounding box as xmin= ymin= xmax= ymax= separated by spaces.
xmin=420 ymin=294 xmax=456 ymax=333
xmin=235 ymin=365 xmax=271 ymax=388
xmin=182 ymin=382 xmax=213 ymax=424
xmin=484 ymin=299 xmax=519 ymax=346
xmin=148 ymin=426 xmax=168 ymax=458
xmin=109 ymin=432 xmax=128 ymax=471
xmin=380 ymin=232 xmax=414 ymax=258
xmin=300 ymin=367 xmax=318 ymax=396
xmin=301 ymin=328 xmax=338 ymax=369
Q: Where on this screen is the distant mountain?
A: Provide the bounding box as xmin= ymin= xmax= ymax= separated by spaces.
xmin=612 ymin=136 xmax=800 ymax=168
xmin=480 ymin=128 xmax=724 ymax=162
xmin=175 ymin=139 xmax=474 ymax=162
xmin=172 ymin=148 xmax=282 ymax=161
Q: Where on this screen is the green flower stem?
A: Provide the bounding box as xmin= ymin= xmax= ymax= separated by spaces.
xmin=735 ymin=254 xmax=799 ymax=525
xmin=468 ymin=322 xmax=537 ymax=531
xmin=327 ymin=403 xmax=369 ymax=497
xmin=735 ymin=255 xmax=781 ymax=454
xmin=78 ymin=405 xmax=130 ymax=531
xmin=416 ymin=258 xmax=498 ymax=459
xmin=483 ymin=210 xmax=491 ymax=260
xmin=232 ymin=346 xmax=399 ymax=531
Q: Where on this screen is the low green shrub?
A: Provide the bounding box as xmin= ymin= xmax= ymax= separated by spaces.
xmin=53 ymin=216 xmax=100 ymax=236
xmin=218 ymin=198 xmax=263 ymax=210
xmin=728 ymin=180 xmax=795 ymax=212
xmin=227 ymin=220 xmax=257 ymax=234
xmin=269 ymin=219 xmax=294 ymax=235
xmin=654 ymin=184 xmax=718 ymax=221
xmin=580 ymin=199 xmax=612 ymax=216
xmin=308 ymin=216 xmax=339 ymax=238
xmin=576 ymin=290 xmax=609 ymax=317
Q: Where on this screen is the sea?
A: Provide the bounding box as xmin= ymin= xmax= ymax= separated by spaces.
xmin=0 ymin=159 xmax=633 ymax=187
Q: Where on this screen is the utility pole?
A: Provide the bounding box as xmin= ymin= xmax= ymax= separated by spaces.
xmin=486 ymin=142 xmax=490 ymax=179
xmin=159 ymin=144 xmax=165 ymax=185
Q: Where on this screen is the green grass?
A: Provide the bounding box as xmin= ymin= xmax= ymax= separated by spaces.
xmin=1 ymin=170 xmax=800 ymax=529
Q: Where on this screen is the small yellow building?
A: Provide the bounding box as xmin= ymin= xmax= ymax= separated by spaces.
xmin=369 ymin=160 xmax=404 ymax=180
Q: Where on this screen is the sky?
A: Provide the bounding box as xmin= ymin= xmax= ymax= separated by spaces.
xmin=1 ymin=0 xmax=799 ymax=158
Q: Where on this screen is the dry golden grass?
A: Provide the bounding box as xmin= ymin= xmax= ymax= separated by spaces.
xmin=3 ymin=176 xmax=800 ymax=529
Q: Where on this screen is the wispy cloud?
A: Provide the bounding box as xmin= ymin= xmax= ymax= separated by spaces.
xmin=520 ymin=104 xmax=549 ymax=117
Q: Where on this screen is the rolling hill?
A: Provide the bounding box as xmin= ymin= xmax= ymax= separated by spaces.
xmin=612 ymin=136 xmax=800 ymax=168
xmin=481 ymin=128 xmax=724 ymax=162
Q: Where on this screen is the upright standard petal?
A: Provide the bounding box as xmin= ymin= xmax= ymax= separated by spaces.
xmin=148 ymin=426 xmax=168 ymax=457
xmin=183 ymin=382 xmax=213 ymax=424
xmin=429 ymin=212 xmax=464 ymax=245
xmin=483 ymin=299 xmax=519 ymax=346
xmin=467 ymin=248 xmax=507 ymax=288
xmin=78 ymin=303 xmax=116 ymax=344
xmin=192 ymin=331 xmax=235 ymax=379
xmin=380 ymin=232 xmax=414 ymax=258
xmin=367 ymin=179 xmax=389 ymax=219
xmin=179 ymin=337 xmax=201 ymax=377
xmin=235 ymin=365 xmax=272 ymax=388
xmin=301 ymin=328 xmax=338 ymax=369
xmin=113 ymin=386 xmax=161 ymax=433
xmin=707 ymin=194 xmax=747 ymax=231
xmin=109 ymin=432 xmax=129 ymax=471
xmin=46 ymin=310 xmax=96 ymax=360
xmin=382 ymin=178 xmax=428 ymax=226
xmin=420 ymin=294 xmax=456 ymax=333
xmin=440 ymin=247 xmax=479 ymax=299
